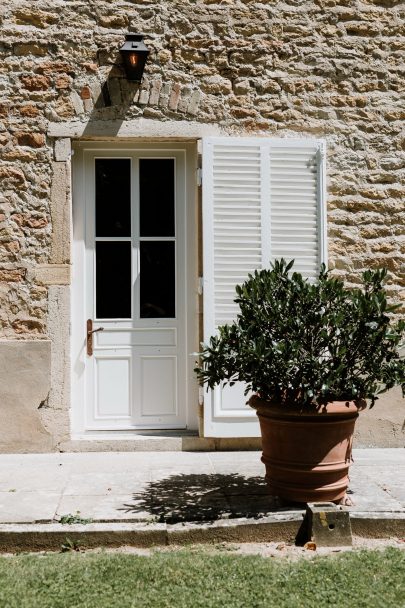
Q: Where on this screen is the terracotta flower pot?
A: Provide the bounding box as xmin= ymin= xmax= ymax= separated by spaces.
xmin=250 ymin=396 xmax=366 ymax=503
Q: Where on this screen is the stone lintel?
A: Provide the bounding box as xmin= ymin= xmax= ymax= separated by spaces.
xmin=47 ymin=119 xmax=223 ymax=140
xmin=34 ymin=264 xmax=71 ymax=286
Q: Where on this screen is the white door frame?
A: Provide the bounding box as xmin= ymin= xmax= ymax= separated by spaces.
xmin=71 ymin=141 xmax=198 ymax=438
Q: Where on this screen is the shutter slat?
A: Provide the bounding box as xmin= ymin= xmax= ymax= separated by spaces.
xmin=209 ymin=140 xmax=263 ymax=326
xmin=270 ymin=145 xmax=321 ymax=281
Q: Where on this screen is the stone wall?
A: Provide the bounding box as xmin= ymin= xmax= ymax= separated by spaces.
xmin=0 ymin=0 xmax=403 ymax=341
xmin=0 ymin=0 xmax=403 ymax=449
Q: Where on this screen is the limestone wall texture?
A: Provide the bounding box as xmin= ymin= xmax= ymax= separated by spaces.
xmin=0 ymin=0 xmax=404 ymax=339
xmin=0 ymin=0 xmax=404 ymax=449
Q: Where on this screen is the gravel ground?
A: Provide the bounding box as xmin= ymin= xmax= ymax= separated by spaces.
xmin=1 ymin=536 xmax=404 ymax=559
xmin=82 ymin=536 xmax=405 ymax=560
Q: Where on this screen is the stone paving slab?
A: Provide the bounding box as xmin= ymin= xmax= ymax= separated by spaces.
xmin=0 ymin=449 xmax=404 ymax=531
xmin=352 ymin=450 xmax=405 ymax=466
xmin=0 ymin=492 xmax=61 ymax=524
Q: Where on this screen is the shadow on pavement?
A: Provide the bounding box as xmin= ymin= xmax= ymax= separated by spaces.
xmin=119 ymin=473 xmax=298 ymax=523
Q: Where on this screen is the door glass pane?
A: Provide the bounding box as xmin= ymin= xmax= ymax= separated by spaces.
xmin=139 ymin=159 xmax=175 ymax=237
xmin=140 ymin=241 xmax=175 ymax=318
xmin=96 ymin=241 xmax=131 ymax=318
xmin=96 ymin=159 xmax=131 ymax=237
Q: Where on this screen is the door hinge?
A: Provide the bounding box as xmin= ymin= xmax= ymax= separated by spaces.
xmin=197 ymin=276 xmax=204 ymax=295
xmin=199 ymin=386 xmax=205 ymax=405
xmin=317 ymin=143 xmax=326 ymax=162
xmin=196 ymin=167 xmax=202 ymax=187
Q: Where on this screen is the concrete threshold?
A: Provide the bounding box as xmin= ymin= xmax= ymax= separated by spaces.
xmin=1 ymin=512 xmax=404 ymax=553
xmin=61 ymin=436 xmax=262 ymax=452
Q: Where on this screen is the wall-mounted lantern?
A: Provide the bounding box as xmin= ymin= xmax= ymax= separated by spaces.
xmin=119 ymin=34 xmax=150 ymax=82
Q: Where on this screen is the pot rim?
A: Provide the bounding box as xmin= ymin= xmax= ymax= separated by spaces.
xmin=249 ymin=394 xmax=367 ymax=417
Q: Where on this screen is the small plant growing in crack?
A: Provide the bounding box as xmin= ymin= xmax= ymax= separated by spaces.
xmin=59 ymin=511 xmax=93 ymax=525
xmin=60 ymin=537 xmax=84 ymax=553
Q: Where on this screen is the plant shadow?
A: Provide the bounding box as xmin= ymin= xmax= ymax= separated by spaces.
xmin=119 ymin=473 xmax=300 ymax=524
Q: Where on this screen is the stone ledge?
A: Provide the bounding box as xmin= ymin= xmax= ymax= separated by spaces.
xmin=1 ymin=512 xmax=404 ymax=552
xmin=0 ymin=515 xmax=302 ymax=552
xmin=47 ymin=118 xmax=223 ymax=139
xmin=60 ymin=436 xmax=261 ymax=452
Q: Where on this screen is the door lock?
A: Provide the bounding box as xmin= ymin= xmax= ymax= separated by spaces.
xmin=86 ymin=319 xmax=104 ymax=356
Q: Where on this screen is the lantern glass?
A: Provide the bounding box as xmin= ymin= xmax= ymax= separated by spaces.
xmin=129 ymin=53 xmax=138 ymax=67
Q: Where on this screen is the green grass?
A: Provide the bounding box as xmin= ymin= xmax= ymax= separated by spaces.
xmin=0 ymin=548 xmax=404 ymax=608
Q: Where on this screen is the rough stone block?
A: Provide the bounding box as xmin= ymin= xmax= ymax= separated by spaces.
xmin=20 ymin=75 xmax=50 ymax=91
xmin=0 ymin=103 xmax=9 ymax=117
xmin=306 ymin=503 xmax=352 ymax=547
xmin=0 ymin=268 xmax=26 ymax=282
xmin=19 ymin=104 xmax=39 ymax=118
xmin=16 ymin=132 xmax=45 ymax=148
xmin=55 ymin=75 xmax=71 ymax=90
xmin=169 ymin=83 xmax=181 ymax=111
xmin=0 ymin=167 xmax=25 ymax=186
xmin=201 ymin=75 xmax=232 ymax=95
xmin=178 ymin=86 xmax=192 ymax=113
xmin=11 ymin=319 xmax=46 ymax=335
xmin=139 ymin=82 xmax=150 ymax=106
xmin=187 ymin=89 xmax=201 ymax=116
xmin=70 ymin=91 xmax=83 ymax=115
xmin=80 ymin=86 xmax=91 ymax=100
xmin=14 ymin=44 xmax=47 ymax=57
xmin=234 ymin=79 xmax=250 ymax=95
xmin=54 ymin=138 xmax=71 ymax=162
xmin=90 ymin=82 xmax=103 ymax=105
xmin=83 ymin=98 xmax=93 ymax=113
xmin=158 ymin=83 xmax=171 ymax=108
xmin=14 ymin=8 xmax=57 ymax=28
xmin=149 ymin=79 xmax=162 ymax=106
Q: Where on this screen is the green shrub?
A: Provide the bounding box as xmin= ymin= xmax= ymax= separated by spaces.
xmin=195 ymin=259 xmax=405 ymax=407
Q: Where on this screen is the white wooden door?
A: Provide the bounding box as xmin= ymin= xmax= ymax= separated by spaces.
xmin=83 ymin=149 xmax=187 ymax=430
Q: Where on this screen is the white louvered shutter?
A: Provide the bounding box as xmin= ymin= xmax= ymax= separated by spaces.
xmin=269 ymin=143 xmax=326 ymax=278
xmin=202 ymin=137 xmax=326 ymax=437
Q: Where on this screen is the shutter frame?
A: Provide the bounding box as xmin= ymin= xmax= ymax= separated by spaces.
xmin=202 ymin=137 xmax=326 ymax=438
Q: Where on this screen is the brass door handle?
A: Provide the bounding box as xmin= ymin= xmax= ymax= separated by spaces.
xmin=86 ymin=319 xmax=104 ymax=356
